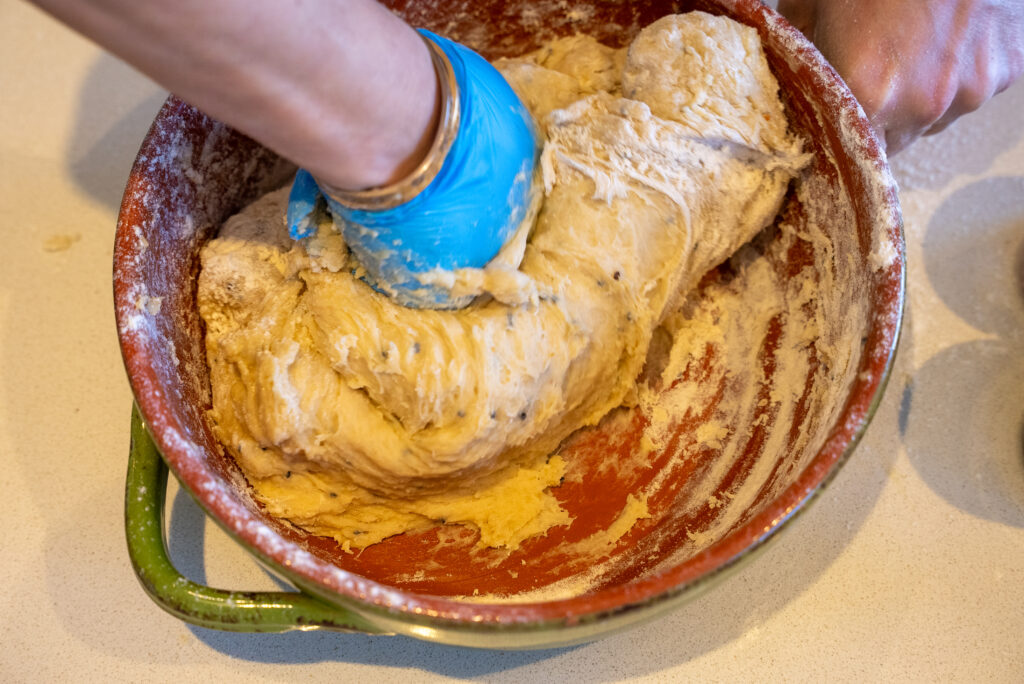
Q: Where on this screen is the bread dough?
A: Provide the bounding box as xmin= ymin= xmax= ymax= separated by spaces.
xmin=197 ymin=13 xmax=809 ymax=551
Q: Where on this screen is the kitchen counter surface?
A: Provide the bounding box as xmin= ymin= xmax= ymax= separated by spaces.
xmin=2 ymin=2 xmax=1022 ymax=681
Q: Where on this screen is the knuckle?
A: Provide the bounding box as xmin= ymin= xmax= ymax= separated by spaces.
xmin=840 ymin=59 xmax=896 ymax=119
xmin=959 ymin=82 xmax=990 ymax=114
xmin=905 ymin=70 xmax=958 ymax=129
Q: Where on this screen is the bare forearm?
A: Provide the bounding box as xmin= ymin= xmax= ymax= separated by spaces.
xmin=30 ymin=0 xmax=439 ymax=189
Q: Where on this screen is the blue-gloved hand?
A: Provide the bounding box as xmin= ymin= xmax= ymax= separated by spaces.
xmin=286 ymin=29 xmax=539 ymax=309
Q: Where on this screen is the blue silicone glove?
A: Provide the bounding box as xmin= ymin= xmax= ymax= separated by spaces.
xmin=286 ymin=29 xmax=539 ymax=309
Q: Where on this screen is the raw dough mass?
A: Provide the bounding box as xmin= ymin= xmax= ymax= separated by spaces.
xmin=197 ymin=13 xmax=809 ymax=551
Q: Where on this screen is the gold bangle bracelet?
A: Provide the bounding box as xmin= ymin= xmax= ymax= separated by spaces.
xmin=316 ymin=33 xmax=461 ymax=211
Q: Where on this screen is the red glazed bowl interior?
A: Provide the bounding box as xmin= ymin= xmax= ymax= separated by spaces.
xmin=114 ymin=0 xmax=903 ymax=641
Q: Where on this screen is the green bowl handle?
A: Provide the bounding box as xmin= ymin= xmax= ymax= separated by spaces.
xmin=125 ymin=404 xmax=386 ymax=634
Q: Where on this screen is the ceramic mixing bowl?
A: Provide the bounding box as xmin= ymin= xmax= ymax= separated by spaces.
xmin=115 ymin=0 xmax=904 ymax=649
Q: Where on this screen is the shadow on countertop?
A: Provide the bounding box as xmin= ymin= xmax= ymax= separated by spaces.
xmin=66 ymin=53 xmax=166 ymax=211
xmin=900 ymin=176 xmax=1024 ymax=527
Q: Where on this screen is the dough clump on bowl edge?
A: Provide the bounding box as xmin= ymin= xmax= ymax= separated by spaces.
xmin=197 ymin=12 xmax=810 ymax=552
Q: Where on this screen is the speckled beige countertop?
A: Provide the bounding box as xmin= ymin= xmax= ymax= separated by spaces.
xmin=2 ymin=1 xmax=1022 ymax=681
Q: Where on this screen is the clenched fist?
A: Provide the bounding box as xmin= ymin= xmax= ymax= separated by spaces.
xmin=778 ymin=0 xmax=1024 ymax=153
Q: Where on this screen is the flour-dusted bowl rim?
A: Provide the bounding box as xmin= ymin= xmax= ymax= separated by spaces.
xmin=114 ymin=0 xmax=904 ymax=647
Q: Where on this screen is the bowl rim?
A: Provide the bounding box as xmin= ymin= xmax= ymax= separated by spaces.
xmin=113 ymin=0 xmax=906 ymax=634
